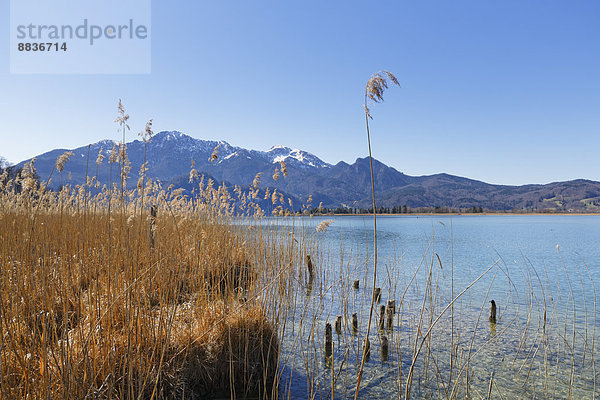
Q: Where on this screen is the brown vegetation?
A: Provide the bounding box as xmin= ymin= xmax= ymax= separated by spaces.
xmin=0 ymin=126 xmax=294 ymax=399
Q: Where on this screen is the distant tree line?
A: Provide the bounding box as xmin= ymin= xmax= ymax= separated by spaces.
xmin=310 ymin=205 xmax=487 ymax=215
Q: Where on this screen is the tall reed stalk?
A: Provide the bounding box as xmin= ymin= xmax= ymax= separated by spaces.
xmin=354 ymin=70 xmax=399 ymax=399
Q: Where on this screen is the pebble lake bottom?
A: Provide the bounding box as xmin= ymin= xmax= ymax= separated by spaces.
xmin=258 ymin=215 xmax=600 ymax=399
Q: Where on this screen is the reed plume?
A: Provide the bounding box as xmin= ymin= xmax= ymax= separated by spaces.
xmin=210 ymin=144 xmax=220 ymax=162
xmin=252 ymin=172 xmax=262 ymax=188
xmin=55 ymin=151 xmax=73 ymax=173
xmin=316 ymin=219 xmax=334 ymax=232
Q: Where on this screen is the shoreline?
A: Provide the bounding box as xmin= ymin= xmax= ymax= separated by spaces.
xmin=320 ymin=212 xmax=600 ymax=217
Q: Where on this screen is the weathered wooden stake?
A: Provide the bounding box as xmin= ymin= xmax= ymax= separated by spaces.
xmin=352 ymin=313 xmax=358 ymax=334
xmin=387 ymin=299 xmax=396 ymax=315
xmin=150 ymin=205 xmax=157 ymax=249
xmin=325 ymin=323 xmax=333 ymax=359
xmin=381 ymin=335 xmax=389 ymax=361
xmin=306 ymin=276 xmax=314 ymax=297
xmin=489 ymin=299 xmax=497 ymax=324
xmin=373 ymin=287 xmax=381 ymax=303
xmin=353 ymin=279 xmax=360 ymax=289
xmin=335 ymin=315 xmax=342 ymax=335
xmin=386 ymin=305 xmax=394 ymax=330
xmin=362 ymin=338 xmax=370 ymax=362
xmin=379 ymin=305 xmax=386 ymax=330
xmin=306 ymin=254 xmax=314 ymax=279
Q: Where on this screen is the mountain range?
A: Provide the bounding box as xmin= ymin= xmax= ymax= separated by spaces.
xmin=14 ymin=131 xmax=600 ymax=212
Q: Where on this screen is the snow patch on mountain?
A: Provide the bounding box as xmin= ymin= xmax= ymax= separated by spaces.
xmin=222 ymin=151 xmax=238 ymax=161
xmin=265 ymin=145 xmax=329 ymax=168
xmin=152 ymin=131 xmax=235 ymax=155
xmin=93 ymin=139 xmax=117 ymax=147
xmin=142 ymin=132 xmax=329 ymax=169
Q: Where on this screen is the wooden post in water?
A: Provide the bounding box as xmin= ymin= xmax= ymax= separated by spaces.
xmin=387 ymin=299 xmax=396 ymax=315
xmin=352 ymin=313 xmax=358 ymax=334
xmin=362 ymin=338 xmax=370 ymax=362
xmin=381 ymin=335 xmax=389 ymax=361
xmin=353 ymin=279 xmax=360 ymax=289
xmin=373 ymin=287 xmax=381 ymax=303
xmin=335 ymin=315 xmax=342 ymax=335
xmin=150 ymin=205 xmax=157 ymax=249
xmin=386 ymin=304 xmax=394 ymax=330
xmin=379 ymin=305 xmax=386 ymax=330
xmin=489 ymin=300 xmax=497 ymax=324
xmin=325 ymin=323 xmax=333 ymax=359
xmin=306 ymin=254 xmax=315 ymax=280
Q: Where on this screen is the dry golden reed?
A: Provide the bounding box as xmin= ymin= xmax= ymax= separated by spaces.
xmin=55 ymin=151 xmax=74 ymax=173
xmin=0 ymin=104 xmax=298 ymax=399
xmin=0 ymin=167 xmax=287 ymax=399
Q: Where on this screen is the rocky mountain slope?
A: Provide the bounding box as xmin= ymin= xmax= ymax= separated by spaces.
xmin=15 ymin=131 xmax=600 ymax=212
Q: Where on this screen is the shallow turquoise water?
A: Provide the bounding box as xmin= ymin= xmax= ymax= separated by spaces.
xmin=261 ymin=215 xmax=600 ymax=399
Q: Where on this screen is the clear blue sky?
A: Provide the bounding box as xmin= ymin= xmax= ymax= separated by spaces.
xmin=1 ymin=1 xmax=599 ymax=185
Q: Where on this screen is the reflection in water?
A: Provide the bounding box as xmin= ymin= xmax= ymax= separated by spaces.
xmin=489 ymin=321 xmax=497 ymax=337
xmin=306 ymin=276 xmax=314 ymax=297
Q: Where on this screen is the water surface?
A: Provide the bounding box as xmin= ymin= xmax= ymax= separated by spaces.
xmin=264 ymin=215 xmax=600 ymax=399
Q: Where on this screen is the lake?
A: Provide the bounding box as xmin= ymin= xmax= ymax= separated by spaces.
xmin=263 ymin=215 xmax=600 ymax=399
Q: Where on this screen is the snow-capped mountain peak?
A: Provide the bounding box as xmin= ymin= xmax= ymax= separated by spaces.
xmin=267 ymin=145 xmax=287 ymax=151
xmin=264 ymin=145 xmax=329 ymax=168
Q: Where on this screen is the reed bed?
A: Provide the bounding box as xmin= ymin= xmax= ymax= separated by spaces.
xmin=0 ymin=149 xmax=298 ymax=398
